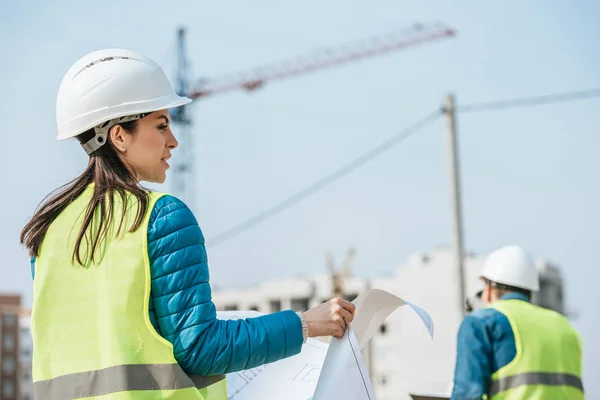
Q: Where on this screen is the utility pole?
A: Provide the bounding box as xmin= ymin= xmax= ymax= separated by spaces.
xmin=443 ymin=93 xmax=467 ymax=318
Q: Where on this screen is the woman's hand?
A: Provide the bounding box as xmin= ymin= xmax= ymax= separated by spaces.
xmin=302 ymin=298 xmax=356 ymax=338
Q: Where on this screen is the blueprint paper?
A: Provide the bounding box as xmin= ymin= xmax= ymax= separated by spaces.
xmin=225 ymin=339 xmax=328 ymax=400
xmin=216 ymin=310 xmax=263 ymax=320
xmin=351 ymin=289 xmax=434 ymax=349
xmin=215 ymin=289 xmax=434 ymax=400
xmin=217 ymin=310 xmax=328 ymax=400
xmin=312 ymin=326 xmax=376 ymax=400
xmin=403 ymin=299 xmax=434 ymax=338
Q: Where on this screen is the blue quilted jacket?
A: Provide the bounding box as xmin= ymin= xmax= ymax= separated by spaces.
xmin=32 ymin=195 xmax=304 ymax=376
xmin=450 ymin=292 xmax=527 ymax=399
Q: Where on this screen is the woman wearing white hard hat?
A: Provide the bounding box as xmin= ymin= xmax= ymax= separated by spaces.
xmin=20 ymin=49 xmax=355 ymax=400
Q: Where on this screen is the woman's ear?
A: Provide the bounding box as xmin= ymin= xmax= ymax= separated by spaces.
xmin=109 ymin=125 xmax=128 ymax=153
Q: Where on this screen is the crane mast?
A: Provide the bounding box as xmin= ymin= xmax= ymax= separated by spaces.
xmin=170 ymin=27 xmax=196 ymax=209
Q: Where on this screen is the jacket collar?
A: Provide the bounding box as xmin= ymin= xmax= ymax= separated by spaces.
xmin=500 ymin=292 xmax=530 ymax=302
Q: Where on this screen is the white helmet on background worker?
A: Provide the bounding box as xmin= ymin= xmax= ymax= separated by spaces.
xmin=56 ymin=48 xmax=192 ymax=154
xmin=480 ymin=245 xmax=540 ymax=292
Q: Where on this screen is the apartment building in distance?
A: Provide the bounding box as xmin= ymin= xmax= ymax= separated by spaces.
xmin=211 ymin=245 xmax=567 ymax=400
xmin=0 ymin=294 xmax=33 ymax=400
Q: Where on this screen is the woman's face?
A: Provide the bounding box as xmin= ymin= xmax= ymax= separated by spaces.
xmin=111 ymin=109 xmax=178 ymax=183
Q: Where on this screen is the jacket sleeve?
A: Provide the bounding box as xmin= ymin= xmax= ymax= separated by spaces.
xmin=450 ymin=313 xmax=493 ymax=400
xmin=147 ymin=195 xmax=304 ymax=376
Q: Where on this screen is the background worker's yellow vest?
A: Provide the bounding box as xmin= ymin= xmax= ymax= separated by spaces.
xmin=31 ymin=187 xmax=227 ymax=400
xmin=487 ymin=299 xmax=584 ymax=399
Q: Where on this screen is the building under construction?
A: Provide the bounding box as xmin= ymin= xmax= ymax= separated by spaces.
xmin=211 ymin=245 xmax=568 ymax=400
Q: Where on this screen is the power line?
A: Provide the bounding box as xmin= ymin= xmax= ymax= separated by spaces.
xmin=457 ymin=87 xmax=600 ymax=113
xmin=208 ymin=110 xmax=442 ymax=247
xmin=207 ymin=86 xmax=600 ymax=247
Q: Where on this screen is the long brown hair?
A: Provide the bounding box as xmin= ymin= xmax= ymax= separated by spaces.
xmin=20 ymin=121 xmax=149 ymax=266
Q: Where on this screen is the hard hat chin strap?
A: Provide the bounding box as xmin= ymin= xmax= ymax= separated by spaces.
xmin=81 ymin=113 xmax=151 ymax=155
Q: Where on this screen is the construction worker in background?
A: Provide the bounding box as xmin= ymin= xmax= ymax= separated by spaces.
xmin=450 ymin=245 xmax=584 ymax=399
xmin=20 ymin=49 xmax=355 ymax=400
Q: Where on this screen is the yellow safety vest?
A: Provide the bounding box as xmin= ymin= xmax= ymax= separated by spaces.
xmin=487 ymin=299 xmax=584 ymax=399
xmin=31 ymin=186 xmax=228 ymax=399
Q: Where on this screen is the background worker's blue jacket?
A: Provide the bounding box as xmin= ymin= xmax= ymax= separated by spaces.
xmin=32 ymin=195 xmax=304 ymax=376
xmin=450 ymin=292 xmax=528 ymax=400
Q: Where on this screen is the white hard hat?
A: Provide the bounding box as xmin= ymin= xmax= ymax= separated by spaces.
xmin=480 ymin=245 xmax=540 ymax=292
xmin=56 ymin=48 xmax=192 ymax=154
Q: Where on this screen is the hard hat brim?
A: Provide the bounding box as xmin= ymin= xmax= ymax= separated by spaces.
xmin=56 ymin=94 xmax=193 ymax=141
xmin=480 ymin=273 xmax=540 ymax=292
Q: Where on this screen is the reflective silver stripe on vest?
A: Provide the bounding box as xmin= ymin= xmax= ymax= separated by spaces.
xmin=34 ymin=364 xmax=225 ymax=400
xmin=489 ymin=372 xmax=584 ymax=396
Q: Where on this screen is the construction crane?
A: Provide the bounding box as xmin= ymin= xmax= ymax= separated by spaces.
xmin=170 ymin=28 xmax=194 ymax=207
xmin=170 ymin=22 xmax=456 ymax=211
xmin=326 ymin=246 xmax=356 ymax=299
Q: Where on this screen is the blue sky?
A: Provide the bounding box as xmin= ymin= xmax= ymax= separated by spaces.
xmin=2 ymin=0 xmax=599 ymax=395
